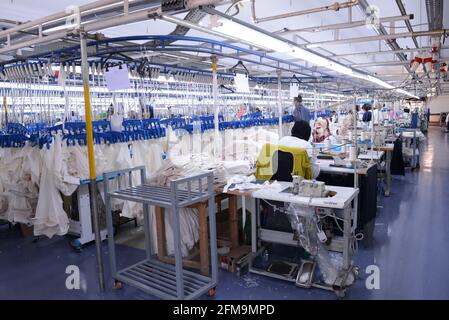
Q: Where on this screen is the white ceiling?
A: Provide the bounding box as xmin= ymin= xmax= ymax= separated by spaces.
xmin=0 ymin=0 xmax=447 ymax=93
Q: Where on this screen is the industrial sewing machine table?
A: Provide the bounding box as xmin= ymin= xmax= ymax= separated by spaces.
xmin=226 ymin=182 xmax=359 ymax=298
xmin=103 ymin=166 xmax=218 ymax=300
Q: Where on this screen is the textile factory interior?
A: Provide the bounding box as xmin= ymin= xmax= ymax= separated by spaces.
xmin=1 ymin=0 xmax=449 ymax=303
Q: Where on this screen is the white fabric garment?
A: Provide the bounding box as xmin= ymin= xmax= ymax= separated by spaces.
xmin=372 ymin=109 xmax=383 ymax=125
xmin=33 ymin=163 xmax=69 ymax=237
xmin=0 ymin=123 xmax=289 ymax=243
xmin=146 ymin=158 xmax=205 ymax=256
xmin=278 ymin=136 xmax=313 ymax=157
xmin=278 ymin=136 xmax=320 ymax=178
xmin=358 ymin=111 xmax=364 ymax=121
xmin=0 ymin=178 xmax=6 ymax=218
xmin=33 ymin=135 xmax=69 ymax=237
xmin=0 ymin=145 xmax=40 ymax=225
xmin=110 ymin=114 xmax=123 ymax=131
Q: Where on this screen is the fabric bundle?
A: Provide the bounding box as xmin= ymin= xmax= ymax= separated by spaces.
xmin=0 ymin=123 xmax=284 ymax=243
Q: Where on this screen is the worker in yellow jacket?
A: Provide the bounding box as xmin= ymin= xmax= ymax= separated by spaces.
xmin=278 ymin=120 xmax=320 ymax=178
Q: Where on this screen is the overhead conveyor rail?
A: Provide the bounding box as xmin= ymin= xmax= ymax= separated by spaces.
xmin=5 ymin=35 xmax=326 ymax=80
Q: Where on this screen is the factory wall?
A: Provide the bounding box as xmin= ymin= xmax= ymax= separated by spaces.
xmin=429 ymin=95 xmax=449 ymax=113
xmin=428 ymin=95 xmax=449 ymax=125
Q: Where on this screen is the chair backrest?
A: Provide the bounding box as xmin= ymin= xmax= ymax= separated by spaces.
xmin=255 ymin=143 xmax=312 ymax=181
xmin=270 ymin=150 xmax=294 ymax=182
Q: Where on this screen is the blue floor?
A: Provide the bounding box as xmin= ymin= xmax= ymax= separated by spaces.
xmin=1 ymin=127 xmax=449 ymax=300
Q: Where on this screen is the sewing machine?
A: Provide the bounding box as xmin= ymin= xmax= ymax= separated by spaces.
xmin=292 ymin=176 xmax=326 ymax=198
xmin=235 ymin=182 xmax=359 ymax=297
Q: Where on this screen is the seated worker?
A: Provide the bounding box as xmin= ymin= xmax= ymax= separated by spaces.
xmin=278 ymin=120 xmax=320 ymax=178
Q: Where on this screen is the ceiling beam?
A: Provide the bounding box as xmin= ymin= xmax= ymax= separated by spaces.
xmin=357 ymin=0 xmax=409 ymax=72
xmin=395 ymin=0 xmax=420 ymax=49
xmin=250 ymin=0 xmax=359 ymax=24
xmin=332 ymin=46 xmax=449 ymax=58
xmin=351 ymin=61 xmax=408 ymax=68
xmin=304 ymin=30 xmax=447 ymax=48
xmin=276 ymin=14 xmax=413 ymax=34
xmin=426 ymin=0 xmax=444 ymax=31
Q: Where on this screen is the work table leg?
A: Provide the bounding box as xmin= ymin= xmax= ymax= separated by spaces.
xmin=198 ymin=203 xmax=210 ymax=276
xmin=385 ymin=150 xmax=392 ymax=197
xmin=229 ymin=195 xmax=239 ymax=249
xmin=155 ymin=206 xmax=166 ymax=258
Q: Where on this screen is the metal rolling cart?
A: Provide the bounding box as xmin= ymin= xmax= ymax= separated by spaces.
xmin=103 ymin=166 xmax=218 ymax=300
xmin=397 ymin=128 xmax=420 ymax=169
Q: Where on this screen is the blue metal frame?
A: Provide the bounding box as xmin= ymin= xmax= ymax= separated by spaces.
xmin=0 ymin=36 xmax=382 ymax=92
xmin=16 ymin=35 xmax=330 ymax=79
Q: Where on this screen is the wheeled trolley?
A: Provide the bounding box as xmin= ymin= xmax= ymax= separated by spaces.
xmin=103 ymin=166 xmax=218 ymax=300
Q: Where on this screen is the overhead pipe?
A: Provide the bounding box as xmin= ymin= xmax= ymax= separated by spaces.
xmin=185 ymin=0 xmax=231 ymax=9
xmin=0 ymin=0 xmax=129 ymax=39
xmin=395 ymin=0 xmax=419 ymax=49
xmin=304 ymin=30 xmax=448 ymax=48
xmin=0 ymin=7 xmax=161 ymax=56
xmin=351 ymin=61 xmax=409 ymax=68
xmin=197 ymin=6 xmax=373 ymax=89
xmin=426 ymin=0 xmax=443 ymax=31
xmin=0 ymin=19 xmax=23 ymax=28
xmin=158 ymin=13 xmax=318 ymax=77
xmin=143 ymin=7 xmax=208 ymax=47
xmin=333 ymin=46 xmax=449 ymax=58
xmin=250 ymin=0 xmax=359 ymax=24
xmin=396 ymin=0 xmax=432 ymax=83
xmin=358 ymin=0 xmax=409 ymax=72
xmin=277 ymin=14 xmax=413 ymax=35
xmin=3 ymin=0 xmax=161 ymax=44
xmin=425 ymin=0 xmax=444 ymax=94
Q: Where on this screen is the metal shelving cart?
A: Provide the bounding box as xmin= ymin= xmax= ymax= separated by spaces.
xmin=103 ymin=166 xmax=218 ymax=300
xmin=397 ymin=128 xmax=420 ymax=169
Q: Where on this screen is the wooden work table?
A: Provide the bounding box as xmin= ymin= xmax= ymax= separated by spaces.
xmin=155 ymin=189 xmax=239 ymax=276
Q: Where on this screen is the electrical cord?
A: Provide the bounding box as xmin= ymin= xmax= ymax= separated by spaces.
xmin=224 ymin=0 xmax=244 ymax=16
xmin=261 ymin=198 xmax=280 ymax=210
xmin=315 ymin=209 xmax=363 ymax=255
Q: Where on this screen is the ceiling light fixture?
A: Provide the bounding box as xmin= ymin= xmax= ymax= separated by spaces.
xmin=210 ymin=17 xmax=418 ymax=99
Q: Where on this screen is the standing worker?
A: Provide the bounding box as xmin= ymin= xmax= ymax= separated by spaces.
xmin=362 ymin=103 xmax=372 ymax=122
xmin=292 ymin=95 xmax=310 ymax=122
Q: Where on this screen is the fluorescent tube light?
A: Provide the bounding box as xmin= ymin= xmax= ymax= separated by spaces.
xmin=395 ymin=89 xmax=419 ymax=99
xmin=213 ymin=19 xmax=292 ymax=52
xmin=365 ymin=75 xmax=395 ymax=89
xmin=210 ymin=17 xmax=418 ymax=98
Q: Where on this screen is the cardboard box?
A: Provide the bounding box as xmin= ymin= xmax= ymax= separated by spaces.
xmin=219 ymin=245 xmax=251 ymax=273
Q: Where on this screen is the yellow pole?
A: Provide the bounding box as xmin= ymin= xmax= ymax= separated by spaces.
xmin=83 ymin=83 xmax=96 ymax=179
xmin=80 ymin=31 xmax=105 ymax=291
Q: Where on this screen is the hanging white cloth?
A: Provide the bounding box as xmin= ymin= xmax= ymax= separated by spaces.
xmin=0 ymin=145 xmax=40 ymax=225
xmin=33 ymin=135 xmax=69 ymax=238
